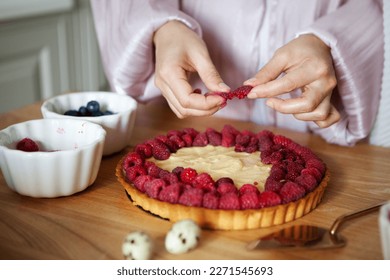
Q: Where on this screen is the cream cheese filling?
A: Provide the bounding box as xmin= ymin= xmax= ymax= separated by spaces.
xmin=150 ymin=145 xmax=271 ymax=191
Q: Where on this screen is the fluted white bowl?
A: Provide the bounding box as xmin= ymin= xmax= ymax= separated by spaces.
xmin=41 ymin=91 xmax=137 ymax=155
xmin=0 ymin=119 xmax=106 ymax=198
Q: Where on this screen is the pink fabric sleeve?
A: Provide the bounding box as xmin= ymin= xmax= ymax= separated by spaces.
xmin=298 ymin=0 xmax=384 ymax=146
xmin=90 ymin=0 xmax=201 ymax=102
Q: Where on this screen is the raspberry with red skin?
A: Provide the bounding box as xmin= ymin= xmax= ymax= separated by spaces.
xmin=202 ymin=192 xmax=220 ymax=209
xmin=306 ymin=158 xmax=326 ymax=174
xmin=181 ymin=133 xmax=194 ymax=147
xmin=285 ymin=161 xmax=304 ymax=181
xmin=16 ymin=138 xmax=39 ymax=152
xmin=245 ymin=137 xmax=259 ymax=153
xmin=261 ymin=149 xmax=285 ymax=164
xmin=134 ymin=143 xmax=153 ymax=158
xmin=219 ymin=192 xmax=241 ymax=210
xmin=145 ymin=162 xmax=163 ymax=178
xmin=217 ymin=182 xmax=237 ymax=195
xmin=295 ymin=174 xmax=318 ymax=192
xmin=167 ymin=129 xmax=183 ymax=138
xmin=192 ymin=132 xmax=209 ymax=147
xmin=236 ymin=133 xmax=251 ymax=147
xmin=273 ymin=134 xmax=293 ymax=147
xmin=125 ymin=165 xmax=147 ymax=182
xmin=238 ymin=184 xmax=260 ymax=195
xmin=269 ymin=164 xmax=286 ymax=181
xmin=180 ymin=168 xmax=198 ymax=184
xmin=133 ymin=175 xmax=153 ymax=192
xmin=154 ymin=135 xmax=178 ymax=152
xmin=258 ymin=191 xmax=282 ymax=208
xmin=240 ymin=192 xmax=260 ymax=209
xmin=216 ymin=177 xmax=235 ymax=186
xmin=257 ymin=131 xmax=274 ymax=152
xmin=231 ymin=85 xmax=253 ymax=99
xmin=148 ymin=139 xmax=171 ymax=160
xmin=301 ymin=167 xmax=323 ymax=182
xmin=221 ymin=125 xmax=239 ymax=147
xmin=279 ymin=182 xmax=306 ymax=204
xmin=158 ymin=183 xmax=182 ymax=204
xmin=161 ymin=172 xmax=179 ymax=185
xmin=145 ymin=178 xmax=166 ymax=199
xmin=169 ymin=134 xmax=186 ymax=149
xmin=206 ymin=128 xmax=222 ymax=146
xmin=178 ymin=188 xmax=204 ymax=207
xmin=264 ymin=177 xmax=284 ymax=192
xmin=193 ymin=173 xmax=216 ymax=192
xmin=182 ymin=127 xmax=199 ymax=138
xmin=172 ymin=166 xmax=184 ymax=177
xmin=123 ymin=152 xmax=144 ymax=169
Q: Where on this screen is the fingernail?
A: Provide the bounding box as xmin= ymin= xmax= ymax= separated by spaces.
xmin=218 ymin=82 xmax=230 ymax=91
xmin=266 ymin=99 xmax=274 ymax=109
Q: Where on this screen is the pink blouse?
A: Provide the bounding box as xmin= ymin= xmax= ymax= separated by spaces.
xmin=91 ymin=0 xmax=384 ymax=146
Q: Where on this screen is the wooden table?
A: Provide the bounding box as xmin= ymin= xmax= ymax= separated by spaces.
xmin=0 ymin=98 xmax=389 ymax=260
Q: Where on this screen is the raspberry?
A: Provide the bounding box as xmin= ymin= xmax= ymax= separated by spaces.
xmin=245 ymin=137 xmax=259 ymax=153
xmin=180 ymin=168 xmax=198 ymax=184
xmin=167 ymin=129 xmax=183 ymax=138
xmin=16 ymin=138 xmax=39 ymax=152
xmin=133 ymin=175 xmax=153 ymax=192
xmin=221 ymin=125 xmax=239 ymax=147
xmin=258 ymin=191 xmax=282 ymax=208
xmin=192 ymin=132 xmax=209 ymax=147
xmin=206 ymin=128 xmax=222 ymax=146
xmin=279 ymin=182 xmax=306 ymax=204
xmin=301 ymin=167 xmax=323 ymax=182
xmin=181 ymin=133 xmax=194 ymax=147
xmin=285 ymin=161 xmax=304 ymax=181
xmin=182 ymin=127 xmax=199 ymax=138
xmin=178 ymin=188 xmax=204 ymax=207
xmin=123 ymin=152 xmax=144 ymax=169
xmin=264 ymin=177 xmax=284 ymax=192
xmin=261 ymin=149 xmax=284 ymax=164
xmin=238 ymin=184 xmax=260 ymax=195
xmin=295 ymin=174 xmax=318 ymax=192
xmin=145 ymin=162 xmax=163 ymax=178
xmin=231 ymin=85 xmax=253 ymax=99
xmin=125 ymin=165 xmax=147 ymax=182
xmin=240 ymin=192 xmax=260 ymax=209
xmin=154 ymin=135 xmax=177 ymax=152
xmin=202 ymin=192 xmax=220 ymax=209
xmin=172 ymin=166 xmax=184 ymax=177
xmin=216 ymin=177 xmax=235 ymax=186
xmin=269 ymin=164 xmax=286 ymax=181
xmin=193 ymin=173 xmax=216 ymax=192
xmin=145 ymin=178 xmax=166 ymax=199
xmin=134 ymin=143 xmax=153 ymax=158
xmin=217 ymin=181 xmax=237 ymax=195
xmin=235 ymin=133 xmax=251 ymax=146
xmin=161 ymin=172 xmax=179 ymax=185
xmin=273 ymin=134 xmax=293 ymax=147
xmin=169 ymin=134 xmax=186 ymax=149
xmin=306 ymin=158 xmax=326 ymax=174
xmin=158 ymin=183 xmax=182 ymax=204
xmin=257 ymin=131 xmax=274 ymax=152
xmin=219 ymin=192 xmax=241 ymax=210
xmin=148 ymin=139 xmax=171 ymax=160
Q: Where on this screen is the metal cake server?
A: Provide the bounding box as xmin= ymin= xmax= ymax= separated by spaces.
xmin=247 ymin=201 xmax=386 ymax=250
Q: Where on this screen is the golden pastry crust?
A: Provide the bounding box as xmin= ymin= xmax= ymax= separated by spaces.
xmin=116 ymin=159 xmax=329 ymax=230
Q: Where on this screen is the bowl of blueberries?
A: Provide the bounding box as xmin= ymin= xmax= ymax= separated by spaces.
xmin=41 ymin=91 xmax=137 ymax=155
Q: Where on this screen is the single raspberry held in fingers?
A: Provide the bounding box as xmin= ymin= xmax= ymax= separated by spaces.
xmin=231 ymin=85 xmax=253 ymax=99
xmin=16 ymin=138 xmax=39 ymax=152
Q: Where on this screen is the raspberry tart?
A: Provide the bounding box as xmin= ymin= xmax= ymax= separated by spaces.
xmin=116 ymin=125 xmax=329 ymax=230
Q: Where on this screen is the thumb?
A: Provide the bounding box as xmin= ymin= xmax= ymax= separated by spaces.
xmin=195 ymin=59 xmax=230 ymax=92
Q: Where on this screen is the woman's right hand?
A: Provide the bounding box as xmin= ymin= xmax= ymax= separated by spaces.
xmin=153 ymin=20 xmax=229 ymax=118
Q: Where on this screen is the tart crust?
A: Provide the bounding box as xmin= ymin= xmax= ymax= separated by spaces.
xmin=116 ymin=159 xmax=330 ymax=230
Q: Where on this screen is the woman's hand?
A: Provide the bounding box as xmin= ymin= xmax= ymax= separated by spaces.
xmin=153 ymin=20 xmax=229 ymax=118
xmin=245 ymin=34 xmax=340 ymax=128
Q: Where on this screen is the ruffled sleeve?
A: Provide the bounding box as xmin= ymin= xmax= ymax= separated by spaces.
xmin=90 ymin=0 xmax=201 ymax=102
xmin=298 ymin=0 xmax=384 ymax=146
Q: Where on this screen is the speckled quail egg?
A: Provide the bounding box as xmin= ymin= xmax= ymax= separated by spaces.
xmin=165 ymin=219 xmax=201 ymax=254
xmin=122 ymin=231 xmax=153 ymax=260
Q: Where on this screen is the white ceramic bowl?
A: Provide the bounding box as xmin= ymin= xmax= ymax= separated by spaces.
xmin=379 ymin=202 xmax=390 ymax=259
xmin=41 ymin=91 xmax=137 ymax=155
xmin=0 ymin=119 xmax=106 ymax=198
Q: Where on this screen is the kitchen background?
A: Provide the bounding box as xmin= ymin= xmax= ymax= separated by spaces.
xmin=0 ymin=0 xmax=107 ymax=114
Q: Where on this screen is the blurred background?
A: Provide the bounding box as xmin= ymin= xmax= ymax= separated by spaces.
xmin=0 ymin=0 xmax=107 ymax=114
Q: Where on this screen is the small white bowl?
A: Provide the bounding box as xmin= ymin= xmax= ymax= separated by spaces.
xmin=379 ymin=202 xmax=390 ymax=259
xmin=41 ymin=91 xmax=137 ymax=155
xmin=0 ymin=119 xmax=106 ymax=198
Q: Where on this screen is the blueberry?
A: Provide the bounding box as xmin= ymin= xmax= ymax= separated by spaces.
xmin=86 ymin=100 xmax=100 ymax=113
xmin=78 ymin=106 xmax=88 ymax=116
xmin=91 ymin=111 xmax=104 ymax=116
xmin=104 ymin=110 xmax=114 ymax=115
xmin=64 ymin=110 xmax=79 ymax=116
